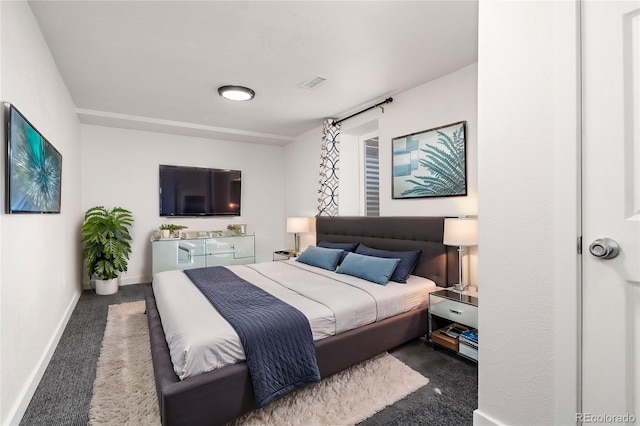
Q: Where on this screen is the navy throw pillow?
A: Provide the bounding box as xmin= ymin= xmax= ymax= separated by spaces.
xmin=355 ymin=245 xmax=422 ymax=283
xmin=317 ymin=241 xmax=359 ymax=264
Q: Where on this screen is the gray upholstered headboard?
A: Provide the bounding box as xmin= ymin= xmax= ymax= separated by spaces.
xmin=315 ymin=216 xmax=458 ymax=288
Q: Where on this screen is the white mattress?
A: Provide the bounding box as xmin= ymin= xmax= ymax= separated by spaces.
xmin=152 ymin=260 xmax=439 ymax=380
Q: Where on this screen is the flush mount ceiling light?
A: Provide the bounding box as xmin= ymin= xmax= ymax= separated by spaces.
xmin=217 ymin=85 xmax=255 ymax=101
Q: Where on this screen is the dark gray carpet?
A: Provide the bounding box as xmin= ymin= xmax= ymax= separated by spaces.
xmin=20 ymin=284 xmax=477 ymax=425
xmin=20 ymin=284 xmax=148 ymax=426
xmin=359 ymin=340 xmax=478 ymax=425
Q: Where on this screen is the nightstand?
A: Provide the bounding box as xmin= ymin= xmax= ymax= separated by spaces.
xmin=273 ymin=250 xmax=297 ymax=261
xmin=428 ymin=289 xmax=478 ymax=362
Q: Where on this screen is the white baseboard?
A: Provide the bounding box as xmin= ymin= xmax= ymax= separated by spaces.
xmin=82 ymin=275 xmax=152 ymax=289
xmin=119 ymin=275 xmax=151 ymax=286
xmin=474 ymin=409 xmax=506 ymax=426
xmin=4 ymin=291 xmax=80 ymax=426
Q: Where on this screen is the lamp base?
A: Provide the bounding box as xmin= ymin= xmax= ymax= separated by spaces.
xmin=451 ymin=283 xmax=469 ymax=292
xmin=294 ymin=233 xmax=300 ymax=255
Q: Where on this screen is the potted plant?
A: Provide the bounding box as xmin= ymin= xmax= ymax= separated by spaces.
xmin=227 ymin=224 xmax=243 ymax=236
xmin=159 ymin=224 xmax=187 ymax=239
xmin=81 ymin=206 xmax=134 ymax=295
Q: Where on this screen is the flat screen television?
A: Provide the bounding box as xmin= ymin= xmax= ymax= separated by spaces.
xmin=5 ymin=104 xmax=62 ymax=214
xmin=159 ymin=164 xmax=241 ymax=217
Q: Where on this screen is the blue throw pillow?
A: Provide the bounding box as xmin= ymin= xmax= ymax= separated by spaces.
xmin=336 ymin=252 xmax=401 ymax=285
xmin=295 ymin=245 xmax=344 ymax=271
xmin=317 ymin=241 xmax=359 ymax=264
xmin=355 ymin=245 xmax=422 ymax=283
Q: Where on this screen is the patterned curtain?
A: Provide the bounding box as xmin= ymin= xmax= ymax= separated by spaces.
xmin=317 ymin=119 xmax=341 ymax=217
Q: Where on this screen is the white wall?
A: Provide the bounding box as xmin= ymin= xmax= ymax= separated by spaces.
xmin=284 ymin=125 xmax=323 ymax=251
xmin=0 ymin=2 xmax=82 ymax=424
xmin=475 ymin=1 xmax=580 ymax=425
xmin=379 ymin=63 xmax=478 ymax=218
xmin=285 ymin=63 xmax=479 ymax=285
xmin=81 ymin=125 xmax=287 ymax=285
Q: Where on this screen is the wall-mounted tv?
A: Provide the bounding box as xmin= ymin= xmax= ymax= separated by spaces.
xmin=159 ymin=164 xmax=241 ymax=217
xmin=5 ymin=104 xmax=62 ymax=214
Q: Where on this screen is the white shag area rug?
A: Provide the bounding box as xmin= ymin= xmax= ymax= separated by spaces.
xmin=89 ymin=301 xmax=429 ymax=426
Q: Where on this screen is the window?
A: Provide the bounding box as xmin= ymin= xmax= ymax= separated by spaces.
xmin=363 ymin=136 xmax=379 ymax=216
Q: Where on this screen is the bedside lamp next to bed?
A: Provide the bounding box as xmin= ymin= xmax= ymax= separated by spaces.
xmin=443 ymin=217 xmax=478 ymax=292
xmin=287 ymin=217 xmax=310 ymax=255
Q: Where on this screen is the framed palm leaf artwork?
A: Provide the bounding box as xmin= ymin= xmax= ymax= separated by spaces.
xmin=392 ymin=121 xmax=467 ymax=199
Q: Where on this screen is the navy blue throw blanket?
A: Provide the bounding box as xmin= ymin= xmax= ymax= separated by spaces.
xmin=184 ymin=267 xmax=320 ymax=407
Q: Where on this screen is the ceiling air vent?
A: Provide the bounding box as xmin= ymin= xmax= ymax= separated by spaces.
xmin=298 ymin=76 xmax=328 ymax=90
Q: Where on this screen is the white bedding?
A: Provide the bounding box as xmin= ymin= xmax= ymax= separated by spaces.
xmin=153 ymin=260 xmax=439 ymax=380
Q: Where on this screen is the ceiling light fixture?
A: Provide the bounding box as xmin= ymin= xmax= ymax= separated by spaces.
xmin=218 ymin=85 xmax=255 ymax=101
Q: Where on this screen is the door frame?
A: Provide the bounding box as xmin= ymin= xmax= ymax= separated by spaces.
xmin=556 ymin=0 xmax=583 ymax=424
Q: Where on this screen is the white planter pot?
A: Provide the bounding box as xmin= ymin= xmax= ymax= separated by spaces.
xmin=95 ymin=278 xmax=118 ymax=295
xmin=161 ymin=230 xmax=171 ymax=239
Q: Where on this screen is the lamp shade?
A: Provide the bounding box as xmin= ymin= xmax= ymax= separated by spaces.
xmin=286 ymin=217 xmax=309 ymax=233
xmin=443 ymin=218 xmax=478 ymax=246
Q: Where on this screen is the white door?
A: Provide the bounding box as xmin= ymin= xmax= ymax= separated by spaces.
xmin=582 ymin=0 xmax=640 ymax=422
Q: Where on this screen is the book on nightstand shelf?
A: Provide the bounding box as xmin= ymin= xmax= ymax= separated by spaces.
xmin=459 ymin=329 xmax=478 ymax=349
xmin=442 ymin=324 xmax=468 ymax=339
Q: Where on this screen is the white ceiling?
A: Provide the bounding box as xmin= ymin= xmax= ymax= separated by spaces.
xmin=29 ymin=1 xmax=478 ymax=145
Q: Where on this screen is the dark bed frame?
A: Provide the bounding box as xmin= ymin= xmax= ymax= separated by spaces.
xmin=145 ymin=216 xmax=457 ymax=425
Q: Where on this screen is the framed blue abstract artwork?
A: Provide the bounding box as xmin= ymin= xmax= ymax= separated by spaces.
xmin=6 ymin=104 xmax=62 ymax=213
xmin=392 ymin=121 xmax=467 ymax=199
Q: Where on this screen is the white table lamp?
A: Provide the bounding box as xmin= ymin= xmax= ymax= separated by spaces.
xmin=443 ymin=217 xmax=478 ymax=291
xmin=287 ymin=217 xmax=309 ymax=255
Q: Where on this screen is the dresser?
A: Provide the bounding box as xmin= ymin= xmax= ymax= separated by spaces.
xmin=152 ymin=234 xmax=255 ymax=275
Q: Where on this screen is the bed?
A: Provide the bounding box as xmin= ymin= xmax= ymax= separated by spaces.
xmin=145 ymin=216 xmax=458 ymax=425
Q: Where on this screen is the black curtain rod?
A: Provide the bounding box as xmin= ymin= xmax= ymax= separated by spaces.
xmin=332 ymin=97 xmax=393 ymax=126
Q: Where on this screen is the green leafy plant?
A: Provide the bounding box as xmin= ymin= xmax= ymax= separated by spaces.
xmin=227 ymin=224 xmax=242 ymax=235
xmin=81 ymin=206 xmax=134 ymax=280
xmin=402 ymin=124 xmax=466 ymax=197
xmin=159 ymin=224 xmax=187 ymax=231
